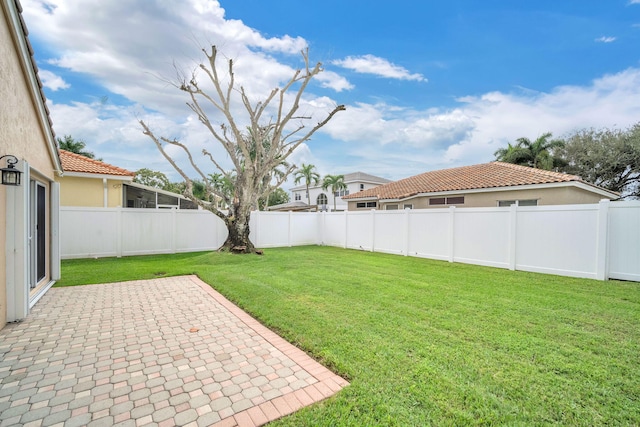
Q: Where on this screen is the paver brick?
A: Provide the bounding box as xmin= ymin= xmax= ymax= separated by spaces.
xmin=0 ymin=276 xmax=347 ymax=427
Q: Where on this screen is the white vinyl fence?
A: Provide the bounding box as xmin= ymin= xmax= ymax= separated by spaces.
xmin=61 ymin=200 xmax=640 ymax=282
xmin=60 ymin=207 xmax=228 ymax=259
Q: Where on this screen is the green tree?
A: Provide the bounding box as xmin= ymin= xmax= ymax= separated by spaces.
xmin=322 ymin=174 xmax=347 ymax=211
xmin=140 ymin=46 xmax=344 ymax=253
xmin=259 ymin=187 xmax=290 ymax=210
xmin=293 ymin=163 xmax=320 ymax=206
xmin=57 ymin=135 xmax=99 ymax=159
xmin=558 ymin=123 xmax=640 ymax=199
xmin=495 ymin=133 xmax=565 ymax=170
xmin=134 ymin=168 xmax=171 ymax=190
xmin=493 ymin=142 xmax=530 ymax=166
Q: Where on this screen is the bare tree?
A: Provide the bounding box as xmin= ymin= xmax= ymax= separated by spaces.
xmin=139 ymin=46 xmax=345 ymax=253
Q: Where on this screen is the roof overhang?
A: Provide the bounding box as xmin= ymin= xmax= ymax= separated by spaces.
xmin=124 ymin=181 xmax=188 ymax=198
xmin=4 ymin=0 xmax=63 ymax=176
xmin=62 ymin=171 xmax=134 ymax=181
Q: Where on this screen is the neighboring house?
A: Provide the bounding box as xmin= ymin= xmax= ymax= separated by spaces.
xmin=58 ymin=150 xmax=198 ymax=209
xmin=58 ymin=150 xmax=136 ymax=207
xmin=343 ymin=162 xmax=619 ymax=211
xmin=1 ymin=0 xmax=64 ymax=329
xmin=290 ymin=171 xmax=390 ymax=212
xmin=266 ymin=201 xmax=318 ymax=212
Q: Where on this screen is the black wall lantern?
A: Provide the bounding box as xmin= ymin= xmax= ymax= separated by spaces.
xmin=1 ymin=155 xmax=22 ymax=186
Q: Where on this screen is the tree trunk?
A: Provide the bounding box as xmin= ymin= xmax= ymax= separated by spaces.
xmin=219 ymin=205 xmax=257 ymax=254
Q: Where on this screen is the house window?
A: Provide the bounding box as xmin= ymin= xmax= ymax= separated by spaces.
xmin=317 ymin=193 xmax=328 ymax=205
xmin=334 ymin=189 xmax=349 ymax=197
xmin=403 ymin=204 xmax=413 ymax=209
xmin=294 ymin=193 xmax=301 ymax=201
xmin=430 ymin=196 xmax=464 ymax=206
xmin=386 ymin=204 xmax=399 ymax=210
xmin=498 ymin=199 xmax=538 ymax=207
xmin=447 ymin=196 xmax=465 ymax=205
xmin=360 ymin=184 xmax=365 ymax=191
xmin=356 ymin=201 xmax=377 ymax=208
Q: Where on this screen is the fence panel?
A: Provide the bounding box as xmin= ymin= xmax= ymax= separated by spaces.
xmin=174 ymin=210 xmax=227 ymax=252
xmin=251 ymin=211 xmax=291 ymax=248
xmin=608 ymin=201 xmax=640 ymax=281
xmin=407 ymin=209 xmax=450 ymax=260
xmin=373 ymin=211 xmax=405 ymax=255
xmin=60 ymin=208 xmax=118 ymax=258
xmin=121 ymin=209 xmax=174 ymax=256
xmin=321 ymin=212 xmax=347 ymax=247
xmin=515 ymin=205 xmax=599 ymax=279
xmin=453 ymin=208 xmax=511 ymax=268
xmin=346 ymin=211 xmax=374 ymax=251
xmin=290 ymin=213 xmax=320 ymax=246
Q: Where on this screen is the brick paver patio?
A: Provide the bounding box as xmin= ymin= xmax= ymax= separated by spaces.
xmin=0 ymin=275 xmax=348 ymax=426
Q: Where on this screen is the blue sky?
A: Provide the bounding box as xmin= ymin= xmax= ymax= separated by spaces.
xmin=24 ymin=0 xmax=640 ymax=184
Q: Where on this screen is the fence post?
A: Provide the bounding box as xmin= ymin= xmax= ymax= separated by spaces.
xmin=116 ymin=208 xmax=123 ymax=258
xmin=344 ymin=210 xmax=348 ymax=249
xmin=320 ymin=211 xmax=325 ymax=246
xmin=596 ymin=199 xmax=610 ymax=281
xmin=448 ymin=206 xmax=455 ymax=262
xmin=403 ymin=208 xmax=410 ymax=256
xmin=371 ymin=209 xmax=376 ymax=252
xmin=171 ymin=208 xmax=177 ymax=254
xmin=508 ymin=203 xmax=517 ymax=270
xmin=288 ymin=210 xmax=293 ymax=247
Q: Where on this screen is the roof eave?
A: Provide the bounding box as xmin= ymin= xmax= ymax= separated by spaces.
xmin=61 ymin=171 xmax=135 ymax=181
xmin=5 ymin=0 xmax=63 ymax=175
xmin=377 ymin=181 xmax=619 ymax=202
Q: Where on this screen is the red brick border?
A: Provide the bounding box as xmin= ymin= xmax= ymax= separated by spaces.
xmin=189 ymin=276 xmax=349 ymax=426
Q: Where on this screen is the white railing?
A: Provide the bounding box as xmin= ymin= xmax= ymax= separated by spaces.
xmin=61 ymin=200 xmax=640 ymax=282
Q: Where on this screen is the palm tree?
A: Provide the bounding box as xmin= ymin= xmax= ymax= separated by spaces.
xmin=293 ymin=163 xmax=320 ymax=206
xmin=57 ymin=135 xmax=98 ymax=159
xmin=322 ymin=174 xmax=347 ymax=211
xmin=494 ymin=142 xmax=529 ymax=166
xmin=495 ymin=133 xmax=565 ymax=170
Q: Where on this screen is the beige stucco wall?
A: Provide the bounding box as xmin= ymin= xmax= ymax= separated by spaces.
xmin=349 ymin=185 xmax=611 ymax=211
xmin=1 ymin=3 xmax=58 ymax=329
xmin=57 ymin=176 xmax=125 ymax=207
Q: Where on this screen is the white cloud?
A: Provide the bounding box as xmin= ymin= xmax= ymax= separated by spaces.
xmin=315 ymin=71 xmax=354 ymax=92
xmin=22 ymin=0 xmax=640 ymax=184
xmin=629 ymin=0 xmax=640 ymax=4
xmin=320 ymin=67 xmax=640 ymax=178
xmin=39 ymin=69 xmax=69 ymax=91
xmin=332 ymin=54 xmax=426 ymax=82
xmin=595 ymin=36 xmax=616 ymax=43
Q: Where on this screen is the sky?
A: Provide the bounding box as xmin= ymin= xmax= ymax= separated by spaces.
xmin=23 ymin=0 xmax=640 ymax=185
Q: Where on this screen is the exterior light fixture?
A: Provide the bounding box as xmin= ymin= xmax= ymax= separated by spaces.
xmin=0 ymin=155 xmax=22 ymax=186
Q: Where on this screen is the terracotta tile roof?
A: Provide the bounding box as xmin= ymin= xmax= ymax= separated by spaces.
xmin=59 ymin=150 xmax=135 ymax=177
xmin=343 ymin=162 xmax=586 ymax=200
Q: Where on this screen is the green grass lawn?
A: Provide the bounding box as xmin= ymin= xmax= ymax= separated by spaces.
xmin=58 ymin=246 xmax=640 ymax=426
